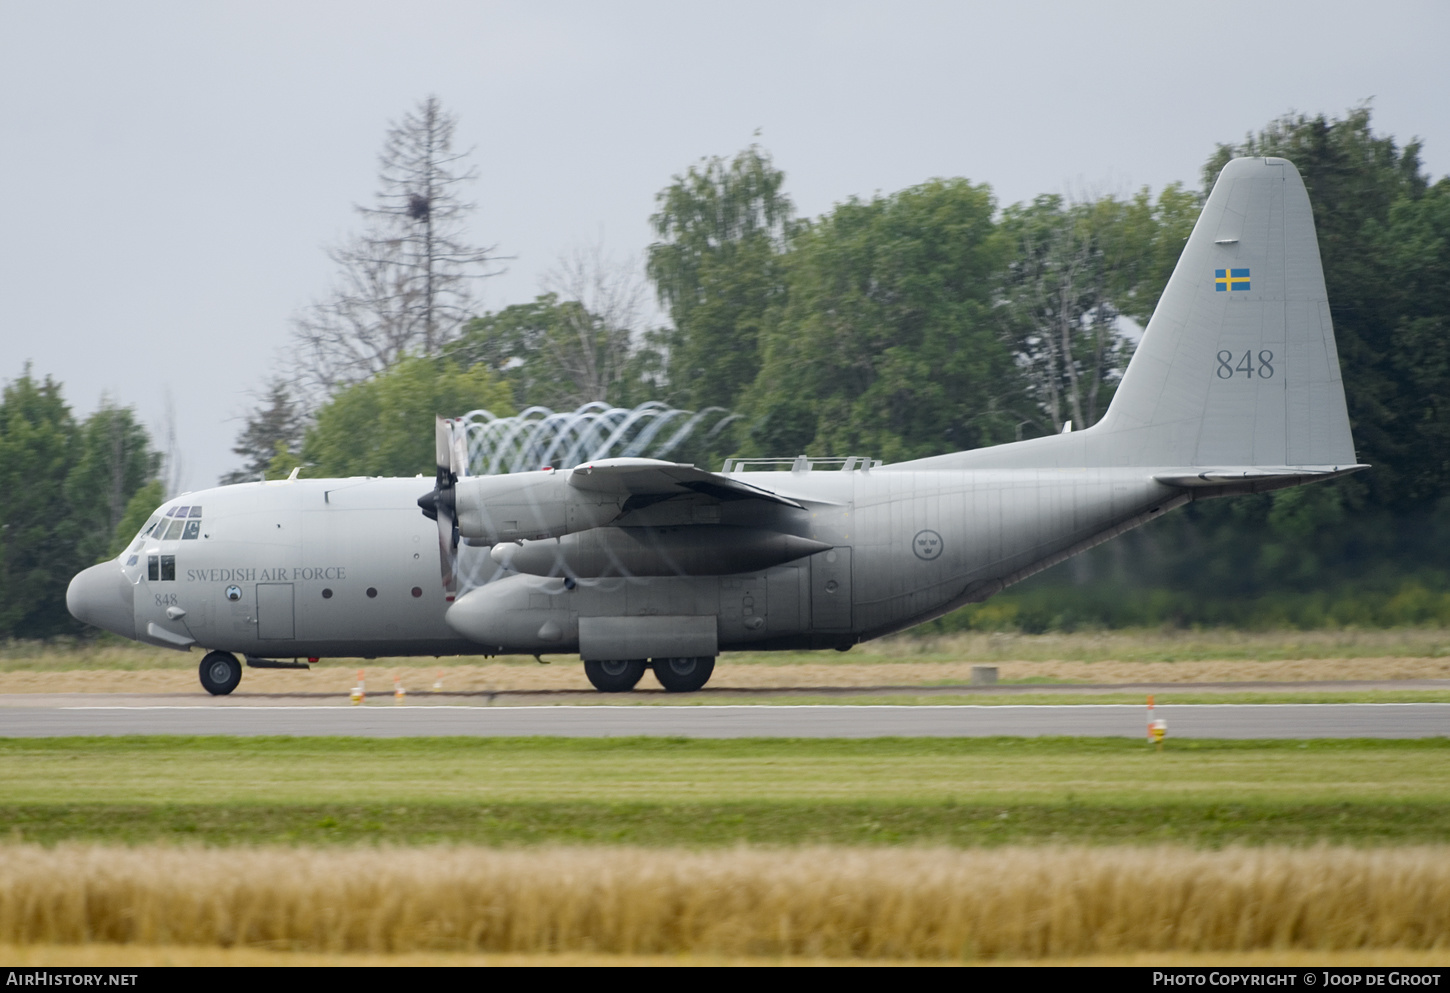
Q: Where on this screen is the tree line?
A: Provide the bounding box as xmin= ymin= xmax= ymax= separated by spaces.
xmin=6 ymin=101 xmax=1447 ymax=638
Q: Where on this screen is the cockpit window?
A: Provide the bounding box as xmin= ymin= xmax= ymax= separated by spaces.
xmin=138 ymin=515 xmax=161 ymax=540
xmin=147 ymin=554 xmax=177 ymax=581
xmin=152 ymin=509 xmax=205 ymax=541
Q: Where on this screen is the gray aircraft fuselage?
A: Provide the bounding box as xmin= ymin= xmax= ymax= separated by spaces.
xmin=88 ymin=466 xmax=1189 ymax=660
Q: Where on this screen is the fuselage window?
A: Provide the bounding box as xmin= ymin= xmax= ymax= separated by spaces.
xmin=182 ymin=520 xmax=201 ymax=540
xmin=126 ymin=555 xmax=138 ymax=567
xmin=160 ymin=555 xmax=176 ymax=581
xmin=147 ymin=555 xmax=159 ymax=581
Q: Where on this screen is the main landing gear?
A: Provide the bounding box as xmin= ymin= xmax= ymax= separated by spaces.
xmin=583 ymin=658 xmax=647 ymax=692
xmin=652 ymin=656 xmax=715 ymax=693
xmin=582 ymin=657 xmax=716 ymax=693
xmin=199 ymin=650 xmax=242 ymax=696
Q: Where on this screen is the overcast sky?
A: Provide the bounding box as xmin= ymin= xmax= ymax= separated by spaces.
xmin=2 ymin=0 xmax=1446 ymax=490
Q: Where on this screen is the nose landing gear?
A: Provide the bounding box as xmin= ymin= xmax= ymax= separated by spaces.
xmin=199 ymin=651 xmax=242 ymax=695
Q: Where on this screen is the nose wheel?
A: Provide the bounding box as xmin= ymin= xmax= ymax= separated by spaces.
xmin=199 ymin=651 xmax=242 ymax=696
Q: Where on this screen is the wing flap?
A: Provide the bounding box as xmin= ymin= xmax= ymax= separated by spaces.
xmin=567 ymin=457 xmax=804 ymax=509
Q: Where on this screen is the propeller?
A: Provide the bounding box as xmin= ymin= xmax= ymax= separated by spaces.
xmin=417 ymin=416 xmax=460 ymax=597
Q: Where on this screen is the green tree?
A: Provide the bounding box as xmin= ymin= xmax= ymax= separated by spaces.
xmin=0 ymin=373 xmax=158 ymax=637
xmin=744 ymin=178 xmax=1016 ymax=462
xmin=108 ymin=479 xmax=164 ymax=558
xmin=1378 ymin=176 xmax=1450 ymax=500
xmin=301 ymin=356 xmax=514 ymax=478
xmin=222 ymin=379 xmax=307 ymax=484
xmin=647 ymin=146 xmax=793 ymax=410
xmin=451 ymin=294 xmax=636 ymax=411
xmin=0 ymin=370 xmax=77 ymax=638
xmin=65 ymin=402 xmax=162 ymax=566
xmin=998 ymin=185 xmax=1200 ymax=434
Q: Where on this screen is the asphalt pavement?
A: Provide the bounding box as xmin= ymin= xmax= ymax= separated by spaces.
xmin=2 ymin=702 xmax=1447 ymax=738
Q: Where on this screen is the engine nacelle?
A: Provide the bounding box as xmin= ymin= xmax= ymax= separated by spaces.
xmin=452 ymin=470 xmax=624 ymax=543
xmin=490 ymin=526 xmax=830 ymax=578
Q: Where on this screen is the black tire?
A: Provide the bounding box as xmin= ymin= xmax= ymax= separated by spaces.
xmin=652 ymin=656 xmax=715 ymax=693
xmin=583 ymin=658 xmax=647 ymax=693
xmin=199 ymin=651 xmax=242 ymax=696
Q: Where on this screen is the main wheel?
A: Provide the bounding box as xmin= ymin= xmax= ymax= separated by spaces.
xmin=584 ymin=658 xmax=647 ymax=693
xmin=652 ymin=656 xmax=715 ymax=693
xmin=199 ymin=651 xmax=242 ymax=696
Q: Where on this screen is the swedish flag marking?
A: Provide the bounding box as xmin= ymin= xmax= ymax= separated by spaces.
xmin=1215 ymin=268 xmax=1250 ymax=291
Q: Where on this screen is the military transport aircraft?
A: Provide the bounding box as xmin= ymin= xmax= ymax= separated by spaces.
xmin=68 ymin=157 xmax=1364 ymax=695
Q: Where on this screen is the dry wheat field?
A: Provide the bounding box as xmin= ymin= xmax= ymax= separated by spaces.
xmin=4 ymin=844 xmax=1450 ymax=962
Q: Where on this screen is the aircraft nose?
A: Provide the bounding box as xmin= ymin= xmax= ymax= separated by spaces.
xmin=66 ymin=563 xmax=136 ymax=639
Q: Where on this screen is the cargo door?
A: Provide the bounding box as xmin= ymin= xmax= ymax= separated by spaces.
xmin=810 ymin=547 xmax=852 ymax=630
xmin=257 ymin=582 xmax=295 ymax=640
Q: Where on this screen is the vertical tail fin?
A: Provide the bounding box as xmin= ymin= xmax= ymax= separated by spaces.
xmin=1094 ymin=156 xmax=1356 ymax=468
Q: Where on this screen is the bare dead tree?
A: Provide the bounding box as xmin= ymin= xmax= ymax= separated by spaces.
xmin=289 ymin=96 xmax=502 ymax=400
xmin=157 ymin=389 xmax=184 ymax=499
xmin=537 ymin=242 xmax=647 ymax=404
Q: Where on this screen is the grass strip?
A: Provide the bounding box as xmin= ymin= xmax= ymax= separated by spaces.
xmin=4 ymin=736 xmax=1450 ymax=847
xmin=7 ymin=800 xmax=1450 ymax=848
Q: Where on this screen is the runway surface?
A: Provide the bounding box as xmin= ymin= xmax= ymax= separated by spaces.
xmin=3 ymin=702 xmax=1448 ymax=738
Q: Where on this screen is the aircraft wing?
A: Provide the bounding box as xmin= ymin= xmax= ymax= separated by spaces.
xmin=567 ymin=458 xmax=804 ymax=509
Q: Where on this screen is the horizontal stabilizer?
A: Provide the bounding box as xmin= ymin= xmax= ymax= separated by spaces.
xmin=1154 ymin=464 xmax=1368 ymax=492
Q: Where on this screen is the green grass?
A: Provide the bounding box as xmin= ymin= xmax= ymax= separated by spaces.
xmin=4 ymin=736 xmax=1450 ymax=847
xmin=8 ymin=801 xmax=1450 ymax=848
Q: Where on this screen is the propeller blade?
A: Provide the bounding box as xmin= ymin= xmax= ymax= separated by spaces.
xmin=432 ymin=417 xmax=458 ymax=596
xmin=450 ymin=417 xmax=468 ymax=480
xmin=436 ymin=504 xmax=457 ymax=595
xmin=435 ymin=416 xmax=454 ymax=487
